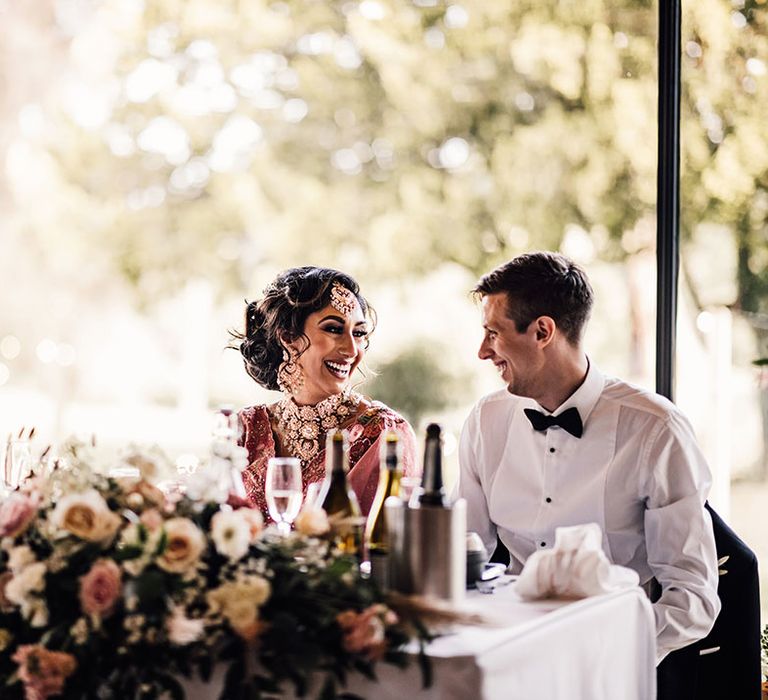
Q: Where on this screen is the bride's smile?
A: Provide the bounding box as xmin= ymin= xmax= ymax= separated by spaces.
xmin=288 ymin=307 xmax=369 ymax=406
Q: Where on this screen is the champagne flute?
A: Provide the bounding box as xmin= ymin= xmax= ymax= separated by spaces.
xmin=305 ymin=481 xmax=322 ymax=509
xmin=4 ymin=438 xmax=31 ymax=491
xmin=265 ymin=458 xmax=302 ymax=535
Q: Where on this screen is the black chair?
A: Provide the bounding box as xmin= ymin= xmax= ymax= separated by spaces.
xmin=657 ymin=503 xmax=761 ymax=700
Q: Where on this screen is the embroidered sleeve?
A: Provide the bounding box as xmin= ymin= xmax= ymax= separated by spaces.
xmin=346 ymin=405 xmax=418 ymax=515
xmin=238 ymin=405 xmax=275 ymax=516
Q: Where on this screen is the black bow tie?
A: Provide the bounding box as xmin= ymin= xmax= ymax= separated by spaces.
xmin=523 ymin=407 xmax=583 ymax=438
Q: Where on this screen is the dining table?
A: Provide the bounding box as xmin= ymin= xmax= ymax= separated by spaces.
xmin=182 ymin=580 xmax=657 ymax=700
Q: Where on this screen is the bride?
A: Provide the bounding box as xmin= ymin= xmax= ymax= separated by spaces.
xmin=233 ymin=266 xmax=417 ymax=516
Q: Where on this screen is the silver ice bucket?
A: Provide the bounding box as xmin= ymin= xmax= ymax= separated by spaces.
xmin=385 ymin=496 xmax=466 ymax=604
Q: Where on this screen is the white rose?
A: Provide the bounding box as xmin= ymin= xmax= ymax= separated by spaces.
xmin=166 ymin=606 xmax=205 ymax=645
xmin=211 ymin=510 xmax=251 ymax=561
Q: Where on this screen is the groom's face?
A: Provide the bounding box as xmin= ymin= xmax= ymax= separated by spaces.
xmin=478 ymin=293 xmax=540 ymax=396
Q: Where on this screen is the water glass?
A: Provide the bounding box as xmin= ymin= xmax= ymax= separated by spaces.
xmin=266 ymin=458 xmax=302 ymax=535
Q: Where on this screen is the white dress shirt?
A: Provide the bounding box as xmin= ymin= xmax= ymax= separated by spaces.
xmin=456 ymin=361 xmax=720 ymax=662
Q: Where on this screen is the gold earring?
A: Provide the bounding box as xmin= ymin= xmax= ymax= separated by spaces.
xmin=277 ymin=349 xmax=304 ymax=395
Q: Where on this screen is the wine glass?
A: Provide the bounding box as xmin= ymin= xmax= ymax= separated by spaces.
xmin=4 ymin=438 xmax=31 ymax=491
xmin=265 ymin=458 xmax=302 ymax=535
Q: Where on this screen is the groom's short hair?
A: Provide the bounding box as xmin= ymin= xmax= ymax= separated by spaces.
xmin=474 ymin=251 xmax=594 ymax=346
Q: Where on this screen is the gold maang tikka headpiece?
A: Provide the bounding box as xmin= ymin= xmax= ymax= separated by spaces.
xmin=330 ymin=282 xmax=357 ymax=317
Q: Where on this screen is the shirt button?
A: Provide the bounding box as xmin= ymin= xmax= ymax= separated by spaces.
xmin=540 ymin=541 xmax=546 ymax=547
xmin=549 ymin=447 xmax=556 ymax=453
xmin=545 ymin=497 xmax=552 ymax=503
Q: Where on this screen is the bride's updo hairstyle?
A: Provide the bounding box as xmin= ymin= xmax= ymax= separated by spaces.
xmin=235 ymin=266 xmax=374 ymax=391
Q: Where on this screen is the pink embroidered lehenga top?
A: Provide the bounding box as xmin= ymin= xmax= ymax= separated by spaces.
xmin=238 ymin=401 xmax=418 ymax=518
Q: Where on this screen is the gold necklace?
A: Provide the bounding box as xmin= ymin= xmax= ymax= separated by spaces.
xmin=272 ymin=390 xmax=361 ymax=466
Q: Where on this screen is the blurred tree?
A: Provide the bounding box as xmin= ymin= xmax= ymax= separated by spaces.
xmin=364 ymin=345 xmax=463 ymax=428
xmin=5 ymin=0 xmax=768 ymax=377
xmin=9 ymin=0 xmax=661 ymax=301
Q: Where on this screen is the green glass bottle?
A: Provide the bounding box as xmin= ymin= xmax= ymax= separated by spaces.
xmin=318 ymin=429 xmax=362 ymax=557
xmin=364 ymin=432 xmax=402 ymax=587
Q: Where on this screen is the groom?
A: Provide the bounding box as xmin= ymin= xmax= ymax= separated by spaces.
xmin=455 ymin=251 xmax=720 ymax=666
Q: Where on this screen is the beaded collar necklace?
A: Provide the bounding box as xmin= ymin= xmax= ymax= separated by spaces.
xmin=272 ymin=390 xmax=361 ymax=467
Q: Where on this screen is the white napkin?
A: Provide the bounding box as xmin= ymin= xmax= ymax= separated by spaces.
xmin=515 ymin=523 xmax=639 ymax=600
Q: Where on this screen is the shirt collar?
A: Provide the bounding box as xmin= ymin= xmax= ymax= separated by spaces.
xmin=518 ymin=357 xmax=604 ymax=427
xmin=555 ymin=358 xmax=604 ymax=426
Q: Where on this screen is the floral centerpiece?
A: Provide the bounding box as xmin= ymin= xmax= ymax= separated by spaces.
xmin=0 ymin=440 xmax=438 ymax=700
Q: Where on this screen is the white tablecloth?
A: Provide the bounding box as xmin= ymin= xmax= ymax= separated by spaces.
xmin=183 ymin=585 xmax=656 ymax=700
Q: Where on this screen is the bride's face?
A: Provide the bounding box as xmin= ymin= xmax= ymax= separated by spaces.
xmin=288 ymin=298 xmax=368 ymax=404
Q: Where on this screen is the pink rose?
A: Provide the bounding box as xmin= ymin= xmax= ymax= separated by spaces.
xmin=336 ymin=604 xmax=393 ymax=661
xmin=12 ymin=645 xmax=77 ymax=700
xmin=79 ymin=559 xmax=122 ymax=618
xmin=0 ymin=494 xmax=37 ymax=538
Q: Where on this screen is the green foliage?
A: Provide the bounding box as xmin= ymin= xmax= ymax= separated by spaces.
xmin=11 ymin=0 xmax=768 ymax=315
xmin=365 ymin=345 xmax=465 ymax=427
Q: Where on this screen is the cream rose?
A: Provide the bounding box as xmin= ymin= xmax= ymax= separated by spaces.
xmin=207 ymin=576 xmax=271 ymax=640
xmin=8 ymin=546 xmax=36 ymax=573
xmin=156 ymin=518 xmax=206 ymax=574
xmin=5 ymin=562 xmax=46 ymax=605
xmin=51 ymin=490 xmax=121 ymax=544
xmin=240 ymin=508 xmax=264 ymax=541
xmin=5 ymin=560 xmax=48 ymax=626
xmin=294 ymin=507 xmax=330 ymax=537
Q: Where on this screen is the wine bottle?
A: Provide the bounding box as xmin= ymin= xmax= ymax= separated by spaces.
xmin=364 ymin=432 xmax=402 ymax=587
xmin=418 ymin=423 xmax=449 ymax=507
xmin=318 ymin=429 xmax=362 ymax=557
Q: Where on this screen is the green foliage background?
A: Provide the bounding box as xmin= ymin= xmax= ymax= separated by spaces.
xmin=10 ymin=0 xmax=765 ymax=299
xmin=3 ymin=0 xmax=768 ymax=422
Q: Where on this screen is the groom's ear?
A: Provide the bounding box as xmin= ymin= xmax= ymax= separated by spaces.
xmin=533 ymin=316 xmax=556 ymax=345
